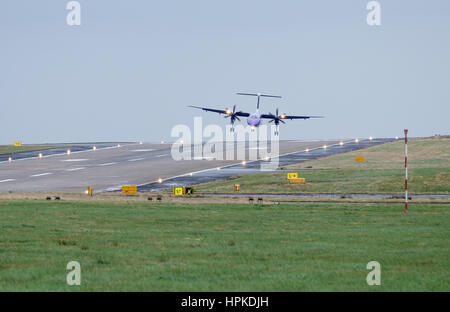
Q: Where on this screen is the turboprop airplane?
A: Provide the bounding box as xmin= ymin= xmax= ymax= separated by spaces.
xmin=189 ymin=92 xmax=323 ymax=135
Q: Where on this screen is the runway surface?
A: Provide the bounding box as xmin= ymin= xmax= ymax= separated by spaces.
xmin=0 ymin=139 xmax=392 ymax=193
xmin=0 ymin=143 xmax=120 ymax=162
xmin=140 ymin=138 xmax=393 ymax=192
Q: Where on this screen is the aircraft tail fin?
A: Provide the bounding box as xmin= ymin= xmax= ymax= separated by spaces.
xmin=236 ymin=92 xmax=282 ymax=111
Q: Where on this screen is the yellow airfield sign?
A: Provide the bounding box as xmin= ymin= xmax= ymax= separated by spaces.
xmin=287 ymin=172 xmax=298 ymax=179
xmin=173 ymin=187 xmax=194 ymax=196
xmin=173 ymin=187 xmax=184 ymax=196
xmin=289 ymin=178 xmax=306 ymax=184
xmin=354 ymin=156 xmax=365 ymax=162
xmin=122 ymin=185 xmax=138 ymax=195
xmin=13 ymin=141 xmax=22 ymax=147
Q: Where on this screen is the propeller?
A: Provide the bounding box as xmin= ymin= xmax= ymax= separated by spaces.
xmin=224 ymin=105 xmax=241 ymax=126
xmin=268 ymin=108 xmax=286 ymax=126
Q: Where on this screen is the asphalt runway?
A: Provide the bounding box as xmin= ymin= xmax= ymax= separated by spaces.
xmin=0 ymin=139 xmax=392 ymax=193
xmin=0 ymin=143 xmax=120 ymax=162
xmin=140 ymin=138 xmax=394 ymax=192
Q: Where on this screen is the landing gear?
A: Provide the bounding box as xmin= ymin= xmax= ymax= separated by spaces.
xmin=230 ymin=127 xmax=235 ymax=132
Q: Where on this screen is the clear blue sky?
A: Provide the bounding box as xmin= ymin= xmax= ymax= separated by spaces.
xmin=1 ymin=0 xmax=449 ymax=143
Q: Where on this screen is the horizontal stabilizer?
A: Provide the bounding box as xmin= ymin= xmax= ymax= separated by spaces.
xmin=237 ymin=92 xmax=282 ymax=99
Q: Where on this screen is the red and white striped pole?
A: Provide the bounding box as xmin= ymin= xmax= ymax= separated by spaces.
xmin=404 ymin=129 xmax=408 ymax=213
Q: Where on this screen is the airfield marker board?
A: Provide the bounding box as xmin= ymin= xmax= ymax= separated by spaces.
xmin=122 ymin=186 xmax=138 ymax=195
xmin=289 ymin=178 xmax=306 ymax=184
xmin=173 ymin=187 xmax=194 ymax=195
xmin=173 ymin=187 xmax=184 ymax=196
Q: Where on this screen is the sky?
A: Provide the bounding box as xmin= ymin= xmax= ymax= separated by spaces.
xmin=0 ymin=0 xmax=449 ymax=144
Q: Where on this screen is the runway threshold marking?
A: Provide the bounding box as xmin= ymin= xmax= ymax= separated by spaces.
xmin=0 ymin=179 xmax=15 ymax=183
xmin=30 ymin=173 xmax=53 ymax=177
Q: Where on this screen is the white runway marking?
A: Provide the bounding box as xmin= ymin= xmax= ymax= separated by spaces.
xmin=0 ymin=179 xmax=15 ymax=183
xmin=154 ymin=154 xmax=170 ymax=158
xmin=127 ymin=158 xmax=145 ymax=162
xmin=104 ymin=186 xmax=123 ymax=192
xmin=98 ymin=162 xmax=117 ymax=166
xmin=30 ymin=173 xmax=53 ymax=177
xmin=131 ymin=149 xmax=154 ymax=152
xmin=193 ymin=156 xmax=216 ymax=160
xmin=66 ymin=167 xmax=85 ymax=172
xmin=61 ymin=159 xmax=88 ymax=162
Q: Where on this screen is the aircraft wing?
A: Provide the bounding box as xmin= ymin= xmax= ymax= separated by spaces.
xmin=281 ymin=115 xmax=324 ymax=120
xmin=260 ymin=114 xmax=277 ymax=119
xmin=189 ymin=106 xmax=250 ymax=117
xmin=260 ymin=114 xmax=323 ymax=120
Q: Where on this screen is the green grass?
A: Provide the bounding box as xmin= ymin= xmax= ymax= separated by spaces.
xmin=0 ymin=145 xmax=60 ymax=155
xmin=0 ymin=201 xmax=448 ymax=291
xmin=194 ymin=138 xmax=450 ymax=194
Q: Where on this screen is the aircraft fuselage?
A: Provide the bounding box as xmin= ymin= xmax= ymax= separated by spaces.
xmin=247 ymin=113 xmax=261 ymax=127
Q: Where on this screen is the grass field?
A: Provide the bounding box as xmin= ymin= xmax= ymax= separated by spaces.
xmin=0 ymin=145 xmax=60 ymax=155
xmin=194 ymin=137 xmax=450 ymax=194
xmin=0 ymin=200 xmax=448 ymax=291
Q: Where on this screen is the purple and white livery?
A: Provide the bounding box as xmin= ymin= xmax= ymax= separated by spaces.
xmin=189 ymin=92 xmax=323 ymax=135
